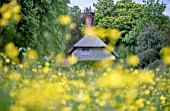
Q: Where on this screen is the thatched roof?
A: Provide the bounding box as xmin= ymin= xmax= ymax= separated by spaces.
xmin=68 ymin=36 xmax=119 ymax=58
xmin=73 ymin=36 xmax=107 ymax=47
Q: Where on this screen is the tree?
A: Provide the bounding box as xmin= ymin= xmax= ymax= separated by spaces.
xmin=34 ymin=0 xmax=70 ymax=57
xmin=138 ymin=49 xmax=160 ymax=68
xmin=164 ymin=19 xmax=170 ymax=46
xmin=136 ymin=23 xmax=164 ymax=53
xmin=93 ymin=0 xmax=144 ymax=57
xmin=93 ymin=0 xmax=143 ymax=37
xmin=123 ymin=0 xmax=169 ymax=54
xmin=65 ymin=6 xmax=85 ymax=53
xmin=0 ymin=0 xmax=70 ymax=59
xmin=16 ymin=0 xmax=39 ymax=48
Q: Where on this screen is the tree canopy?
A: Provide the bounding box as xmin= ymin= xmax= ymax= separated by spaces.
xmin=0 ymin=0 xmax=70 ymax=59
xmin=94 ymin=0 xmax=170 ymax=56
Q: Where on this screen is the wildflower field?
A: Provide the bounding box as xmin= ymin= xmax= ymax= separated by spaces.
xmin=0 ymin=0 xmax=170 ymax=111
xmin=0 ymin=42 xmax=170 ymax=111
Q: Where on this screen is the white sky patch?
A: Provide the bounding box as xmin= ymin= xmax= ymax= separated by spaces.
xmin=69 ymin=0 xmax=97 ymax=11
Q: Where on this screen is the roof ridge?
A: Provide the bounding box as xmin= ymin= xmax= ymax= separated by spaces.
xmin=73 ymin=36 xmax=107 ymax=47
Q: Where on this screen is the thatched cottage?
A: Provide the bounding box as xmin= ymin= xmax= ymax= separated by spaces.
xmin=68 ymin=11 xmax=118 ymax=60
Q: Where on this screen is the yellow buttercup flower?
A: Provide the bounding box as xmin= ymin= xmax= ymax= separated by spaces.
xmin=2 ymin=11 xmax=12 ymax=20
xmin=105 ymin=44 xmax=115 ymax=53
xmin=126 ymin=89 xmax=138 ymax=99
xmin=0 ymin=0 xmax=21 ymax=26
xmin=69 ymin=23 xmax=76 ymax=29
xmin=65 ymin=34 xmax=71 ymax=40
xmin=67 ymin=55 xmax=77 ymax=64
xmin=163 ymin=55 xmax=170 ymax=66
xmin=136 ymin=98 xmax=144 ymax=108
xmin=59 ymin=15 xmax=72 ymax=25
xmin=0 ymin=60 xmax=3 ymax=69
xmin=97 ymin=71 xmax=123 ymax=88
xmin=13 ymin=14 xmax=21 ymax=22
xmin=127 ymin=55 xmax=139 ymax=66
xmin=5 ymin=42 xmax=19 ymax=58
xmin=161 ymin=46 xmax=170 ymax=66
xmin=8 ymin=71 xmax=21 ymax=81
xmin=12 ymin=57 xmax=20 ymax=65
xmin=161 ymin=46 xmax=170 ymax=56
xmin=4 ymin=66 xmax=8 ymax=73
xmin=12 ymin=5 xmax=21 ymax=13
xmin=0 ymin=4 xmax=8 ymax=13
xmin=10 ymin=105 xmax=26 ymax=111
xmin=79 ymin=71 xmax=86 ymax=78
xmin=5 ymin=58 xmax=10 ymax=63
xmin=78 ymin=104 xmax=86 ymax=111
xmin=43 ymin=66 xmax=52 ymax=73
xmin=85 ymin=27 xmax=96 ymax=37
xmin=0 ymin=19 xmax=8 ymax=26
xmin=45 ymin=62 xmax=50 ymax=66
xmin=108 ymin=29 xmax=121 ymax=40
xmin=146 ymin=101 xmax=150 ymax=105
xmin=26 ymin=49 xmax=38 ymax=60
xmin=160 ymin=95 xmax=166 ymax=101
xmin=32 ymin=68 xmax=38 ymax=73
xmin=95 ymin=27 xmax=108 ymax=39
xmin=55 ymin=53 xmax=65 ymax=64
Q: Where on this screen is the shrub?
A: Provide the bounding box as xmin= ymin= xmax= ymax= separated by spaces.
xmin=148 ymin=60 xmax=166 ymax=70
xmin=136 ymin=23 xmax=164 ymax=54
xmin=138 ymin=49 xmax=160 ymax=68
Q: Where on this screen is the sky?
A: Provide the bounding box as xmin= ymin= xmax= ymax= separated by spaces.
xmin=69 ymin=0 xmax=170 ymax=16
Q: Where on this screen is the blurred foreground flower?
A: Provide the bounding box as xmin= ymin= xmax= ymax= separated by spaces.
xmin=84 ymin=27 xmax=121 ymax=41
xmin=65 ymin=34 xmax=71 ymax=40
xmin=67 ymin=55 xmax=77 ymax=64
xmin=59 ymin=15 xmax=72 ymax=25
xmin=161 ymin=46 xmax=170 ymax=66
xmin=105 ymin=44 xmax=115 ymax=53
xmin=5 ymin=42 xmax=19 ymax=58
xmin=97 ymin=72 xmax=123 ymax=88
xmin=69 ymin=23 xmax=76 ymax=29
xmin=10 ymin=105 xmax=26 ymax=111
xmin=55 ymin=53 xmax=65 ymax=64
xmin=127 ymin=55 xmax=139 ymax=66
xmin=0 ymin=0 xmax=21 ymax=26
xmin=26 ymin=49 xmax=38 ymax=60
xmin=8 ymin=71 xmax=21 ymax=81
xmin=108 ymin=29 xmax=121 ymax=40
xmin=85 ymin=27 xmax=96 ymax=37
xmin=0 ymin=60 xmax=3 ymax=68
xmin=43 ymin=66 xmax=52 ymax=73
xmin=94 ymin=27 xmax=108 ymax=39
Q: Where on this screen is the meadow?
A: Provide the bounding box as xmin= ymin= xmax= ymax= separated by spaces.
xmin=0 ymin=43 xmax=169 ymax=111
xmin=0 ymin=0 xmax=170 ymax=111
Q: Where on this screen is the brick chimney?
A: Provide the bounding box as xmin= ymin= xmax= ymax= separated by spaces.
xmin=85 ymin=11 xmax=95 ymax=28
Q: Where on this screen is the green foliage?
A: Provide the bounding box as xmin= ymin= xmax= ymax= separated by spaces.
xmin=164 ymin=20 xmax=170 ymax=46
xmin=122 ymin=20 xmax=143 ymax=54
xmin=94 ymin=0 xmax=169 ymax=55
xmin=32 ymin=0 xmax=70 ymax=57
xmin=0 ymin=0 xmax=70 ymax=59
xmin=138 ymin=49 xmax=160 ymax=68
xmin=65 ymin=6 xmax=85 ymax=53
xmin=0 ymin=0 xmax=40 ymax=48
xmin=136 ymin=23 xmax=164 ymax=53
xmin=148 ymin=59 xmax=166 ymax=70
xmin=123 ymin=0 xmax=169 ymax=54
xmin=17 ymin=0 xmax=39 ymax=48
xmin=71 ymin=61 xmax=99 ymax=70
xmin=0 ymin=90 xmax=11 ymax=111
xmin=94 ymin=0 xmax=143 ymax=37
